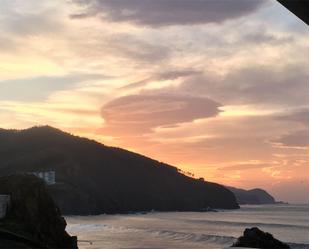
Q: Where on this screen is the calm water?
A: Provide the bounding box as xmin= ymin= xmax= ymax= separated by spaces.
xmin=66 ymin=204 xmax=309 ymax=249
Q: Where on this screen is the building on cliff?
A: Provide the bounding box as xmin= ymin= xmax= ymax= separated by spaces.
xmin=31 ymin=171 xmax=56 ymax=185
xmin=0 ymin=175 xmax=78 ymax=249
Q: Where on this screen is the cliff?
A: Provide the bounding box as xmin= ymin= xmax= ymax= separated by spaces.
xmin=0 ymin=126 xmax=238 ymax=215
xmin=228 ymin=187 xmax=276 ymax=205
xmin=0 ymin=174 xmax=77 ymax=249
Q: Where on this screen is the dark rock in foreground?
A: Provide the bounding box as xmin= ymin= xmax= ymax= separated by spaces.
xmin=233 ymin=227 xmax=290 ymax=249
xmin=0 ymin=175 xmax=77 ymax=249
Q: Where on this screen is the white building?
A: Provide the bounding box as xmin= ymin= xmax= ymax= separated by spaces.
xmin=0 ymin=195 xmax=10 ymax=219
xmin=32 ymin=171 xmax=56 ymax=185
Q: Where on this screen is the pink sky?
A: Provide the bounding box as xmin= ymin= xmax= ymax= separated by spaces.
xmin=0 ymin=0 xmax=309 ymax=203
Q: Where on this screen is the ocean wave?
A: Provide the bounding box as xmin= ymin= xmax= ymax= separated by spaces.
xmin=66 ymin=224 xmax=107 ymax=233
xmin=67 ymin=223 xmax=309 ymax=249
xmin=150 ymin=229 xmax=236 ymax=245
xmin=151 ymin=229 xmax=309 ymax=249
xmin=188 ymin=219 xmax=309 ymax=230
xmin=289 ymin=242 xmax=309 ymax=249
xmin=67 ymin=223 xmax=145 ymax=235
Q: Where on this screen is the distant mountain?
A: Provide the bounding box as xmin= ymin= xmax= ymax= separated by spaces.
xmin=0 ymin=126 xmax=239 ymax=214
xmin=228 ymin=186 xmax=276 ymax=205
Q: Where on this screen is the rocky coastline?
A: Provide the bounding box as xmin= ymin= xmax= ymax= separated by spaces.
xmin=233 ymin=227 xmax=290 ymax=249
xmin=0 ymin=174 xmax=78 ymax=249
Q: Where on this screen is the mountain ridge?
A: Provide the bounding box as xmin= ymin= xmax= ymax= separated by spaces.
xmin=228 ymin=186 xmax=277 ymax=205
xmin=0 ymin=126 xmax=239 ymax=214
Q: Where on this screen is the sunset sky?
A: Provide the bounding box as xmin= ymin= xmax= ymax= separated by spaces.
xmin=1 ymin=0 xmax=309 ymax=203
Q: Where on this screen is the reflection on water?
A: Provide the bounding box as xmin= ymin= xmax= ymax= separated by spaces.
xmin=66 ymin=204 xmax=309 ymax=249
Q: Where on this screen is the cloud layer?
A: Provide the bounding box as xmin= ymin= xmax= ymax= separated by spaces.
xmin=274 ymin=130 xmax=309 ymax=148
xmin=1 ymin=0 xmax=309 ymax=203
xmin=0 ymin=73 xmax=106 ymax=101
xmin=101 ymin=94 xmax=221 ymax=135
xmin=71 ymin=0 xmax=267 ymax=26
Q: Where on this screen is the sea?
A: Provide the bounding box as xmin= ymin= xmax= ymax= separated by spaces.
xmin=66 ymin=204 xmax=309 ymax=249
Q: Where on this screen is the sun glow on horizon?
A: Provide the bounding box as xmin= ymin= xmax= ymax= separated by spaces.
xmin=1 ymin=0 xmax=309 ymax=203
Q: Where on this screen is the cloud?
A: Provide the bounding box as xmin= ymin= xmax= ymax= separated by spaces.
xmin=120 ymin=69 xmax=202 ymax=90
xmin=0 ymin=73 xmax=107 ymax=101
xmin=2 ymin=13 xmax=61 ymax=36
xmin=274 ymin=130 xmax=309 ymax=148
xmin=48 ymin=107 xmax=99 ymax=116
xmin=277 ymin=109 xmax=309 ymax=126
xmin=240 ymin=29 xmax=294 ymax=45
xmin=179 ymin=64 xmax=309 ymax=107
xmin=0 ymin=4 xmax=63 ymax=37
xmin=107 ymin=34 xmax=171 ymax=62
xmin=101 ymin=94 xmax=221 ymax=135
xmin=66 ymin=32 xmax=172 ymax=66
xmin=0 ymin=36 xmax=19 ymax=52
xmin=71 ymin=0 xmax=267 ymax=27
xmin=217 ymin=163 xmax=270 ymax=171
xmin=0 ymin=7 xmax=64 ymax=54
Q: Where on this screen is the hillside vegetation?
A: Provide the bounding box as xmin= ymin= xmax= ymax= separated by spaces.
xmin=0 ymin=126 xmax=239 ymax=214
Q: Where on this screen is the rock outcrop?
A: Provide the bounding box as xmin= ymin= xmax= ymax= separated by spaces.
xmin=0 ymin=175 xmax=77 ymax=249
xmin=233 ymin=227 xmax=290 ymax=249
